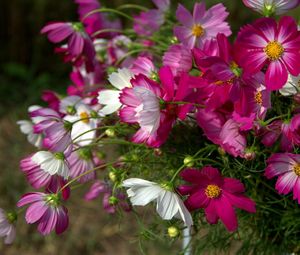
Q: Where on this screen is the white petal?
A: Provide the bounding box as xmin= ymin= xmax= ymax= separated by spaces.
xmin=156 ymin=190 xmax=178 ymax=220
xmin=122 ymin=178 xmax=157 ymax=187
xmin=173 ymin=195 xmax=193 ymax=227
xmin=60 ymin=96 xmax=82 ymax=113
xmin=108 ymin=68 xmax=134 ymax=90
xmin=279 ymin=74 xmax=299 ymax=96
xmin=127 ymin=185 xmax=162 ymax=206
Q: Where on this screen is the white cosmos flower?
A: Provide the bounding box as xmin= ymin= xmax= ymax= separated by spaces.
xmin=17 ymin=120 xmax=43 ymax=148
xmin=98 ymin=68 xmax=134 ymax=115
xmin=279 ymin=74 xmax=300 ymax=96
xmin=17 ymin=105 xmax=44 ymax=148
xmin=64 ymin=104 xmax=98 ymax=146
xmin=32 ymin=151 xmax=69 ymax=179
xmin=59 ymin=95 xmax=82 ymax=114
xmin=123 ymin=178 xmax=193 ymax=227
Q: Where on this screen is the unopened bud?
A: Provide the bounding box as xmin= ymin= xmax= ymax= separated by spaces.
xmin=218 ymin=147 xmax=226 ymax=156
xmin=244 ymin=150 xmax=256 ymax=161
xmin=183 ymin=156 xmax=194 ymax=167
xmin=168 ymin=226 xmax=179 ymax=238
xmin=109 ymin=171 xmax=117 ymax=182
xmin=105 ymin=128 xmax=115 ymax=137
xmin=154 ymin=148 xmax=162 ymax=156
xmin=109 ymin=196 xmax=118 ymax=205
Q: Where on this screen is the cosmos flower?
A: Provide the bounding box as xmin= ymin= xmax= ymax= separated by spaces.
xmin=279 ymin=74 xmax=300 ymax=96
xmin=235 ymin=16 xmax=300 ymax=90
xmin=123 ymin=178 xmax=193 ymax=227
xmin=174 ymin=2 xmax=231 ymax=49
xmin=17 ymin=192 xmax=69 ymax=235
xmin=243 ymin=0 xmax=300 ymax=16
xmin=178 ymin=166 xmax=256 ymax=231
xmin=0 ymin=209 xmax=16 ymax=245
xmin=98 ymin=68 xmax=134 ymax=115
xmin=265 ymin=153 xmax=300 ymax=203
xmin=20 ymin=151 xmax=69 ymax=189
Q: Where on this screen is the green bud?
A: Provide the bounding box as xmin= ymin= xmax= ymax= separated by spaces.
xmin=105 ymin=128 xmax=116 ymax=137
xmin=66 ymin=105 xmax=76 ymax=115
xmin=183 ymin=156 xmax=194 ymax=167
xmin=109 ymin=196 xmax=118 ymax=205
xmin=109 ymin=171 xmax=117 ymax=183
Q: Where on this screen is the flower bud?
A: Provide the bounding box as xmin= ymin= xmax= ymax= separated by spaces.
xmin=154 ymin=148 xmax=162 ymax=156
xmin=168 ymin=226 xmax=179 ymax=238
xmin=109 ymin=171 xmax=117 ymax=183
xmin=105 ymin=128 xmax=116 ymax=137
xmin=218 ymin=147 xmax=226 ymax=156
xmin=183 ymin=156 xmax=194 ymax=167
xmin=109 ymin=196 xmax=118 ymax=205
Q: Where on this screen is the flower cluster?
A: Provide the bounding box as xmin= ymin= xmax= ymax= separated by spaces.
xmin=2 ymin=0 xmax=300 ymax=253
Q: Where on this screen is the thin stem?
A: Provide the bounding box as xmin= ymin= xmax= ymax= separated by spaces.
xmin=117 ymin=4 xmax=149 ymax=11
xmin=83 ymin=8 xmax=134 ymax=22
xmin=59 ymin=161 xmax=117 ymax=193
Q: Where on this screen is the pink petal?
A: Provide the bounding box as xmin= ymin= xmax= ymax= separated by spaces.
xmin=216 ymin=196 xmax=238 ymax=232
xmin=186 ymin=189 xmax=210 ymax=210
xmin=292 ymin=178 xmax=300 ymax=204
xmin=159 ymin=66 xmax=174 ymax=100
xmin=275 ymin=171 xmax=298 ymax=194
xmin=265 ymin=61 xmax=288 ymax=90
xmin=55 ymin=207 xmax=69 ymax=234
xmin=204 ymin=200 xmax=218 ymax=224
xmin=277 ymin=16 xmax=298 ymax=44
xmin=281 ymin=52 xmax=300 ymax=76
xmin=223 ymin=178 xmax=245 ymax=193
xmin=176 ymin=4 xmax=194 ymax=27
xmin=224 ymin=192 xmax=256 ymax=213
xmin=193 ymin=2 xmax=206 ymax=24
xmin=68 ymin=33 xmax=84 ymax=56
xmin=25 ymin=201 xmax=48 ymax=224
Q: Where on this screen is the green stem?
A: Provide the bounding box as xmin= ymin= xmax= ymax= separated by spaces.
xmin=83 ymin=8 xmax=134 ymax=22
xmin=117 ymin=4 xmax=148 ymax=11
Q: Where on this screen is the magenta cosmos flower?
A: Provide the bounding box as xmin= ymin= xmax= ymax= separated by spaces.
xmin=235 ymin=16 xmax=300 ymax=90
xmin=41 ymin=22 xmax=95 ymax=58
xmin=243 ymin=0 xmax=300 ymax=16
xmin=17 ymin=192 xmax=69 ymax=235
xmin=174 ymin=2 xmax=231 ymax=49
xmin=178 ymin=166 xmax=256 ymax=231
xmin=119 ymin=66 xmax=191 ymax=147
xmin=265 ymin=153 xmax=300 ymax=203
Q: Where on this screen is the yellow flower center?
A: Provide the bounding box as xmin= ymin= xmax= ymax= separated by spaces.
xmin=264 ymin=41 xmax=284 ymax=60
xmin=192 ymin=24 xmax=204 ymax=37
xmin=205 ymin=184 xmax=222 ymax=199
xmin=255 ymin=91 xmax=263 ymax=105
xmin=80 ymin=112 xmax=90 ymax=123
xmin=293 ymin=164 xmax=300 ymax=176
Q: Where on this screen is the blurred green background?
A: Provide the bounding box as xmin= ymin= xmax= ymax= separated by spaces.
xmin=0 ymin=1 xmax=299 ymax=254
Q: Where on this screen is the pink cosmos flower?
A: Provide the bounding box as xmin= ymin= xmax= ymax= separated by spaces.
xmin=20 ymin=151 xmax=69 ymax=189
xmin=41 ymin=22 xmax=95 ymax=59
xmin=261 ymin=115 xmax=300 ymax=151
xmin=265 ymin=153 xmax=300 ymax=203
xmin=0 ymin=209 xmax=16 ymax=244
xmin=119 ymin=66 xmax=191 ymax=147
xmin=133 ymin=0 xmax=170 ymax=36
xmin=178 ymin=166 xmax=256 ymax=232
xmin=85 ymin=181 xmax=130 ymax=214
xmin=174 ymin=2 xmax=231 ymax=49
xmin=17 ymin=192 xmax=69 ymax=235
xmin=29 ymin=107 xmax=73 ymax=153
xmin=163 ymin=44 xmax=192 ymax=76
xmin=243 ymin=0 xmax=300 ymax=15
xmin=235 ymin=16 xmax=300 ymax=90
xmin=130 ymin=56 xmax=157 ymax=78
xmin=67 ymin=148 xmax=96 ymax=183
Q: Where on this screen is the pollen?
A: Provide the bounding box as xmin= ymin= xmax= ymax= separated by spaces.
xmin=264 ymin=41 xmax=284 ymax=60
xmin=293 ymin=163 xmax=300 ymax=176
xmin=254 ymin=91 xmax=263 ymax=105
xmin=192 ymin=24 xmax=204 ymax=37
xmin=80 ymin=111 xmax=90 ymax=123
xmin=205 ymin=184 xmax=222 ymax=199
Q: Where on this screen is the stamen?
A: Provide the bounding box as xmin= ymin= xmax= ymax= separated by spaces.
xmin=293 ymin=163 xmax=300 ymax=176
xmin=255 ymin=91 xmax=263 ymax=105
xmin=205 ymin=184 xmax=222 ymax=199
xmin=264 ymin=41 xmax=284 ymax=60
xmin=192 ymin=24 xmax=204 ymax=37
xmin=80 ymin=112 xmax=90 ymax=124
